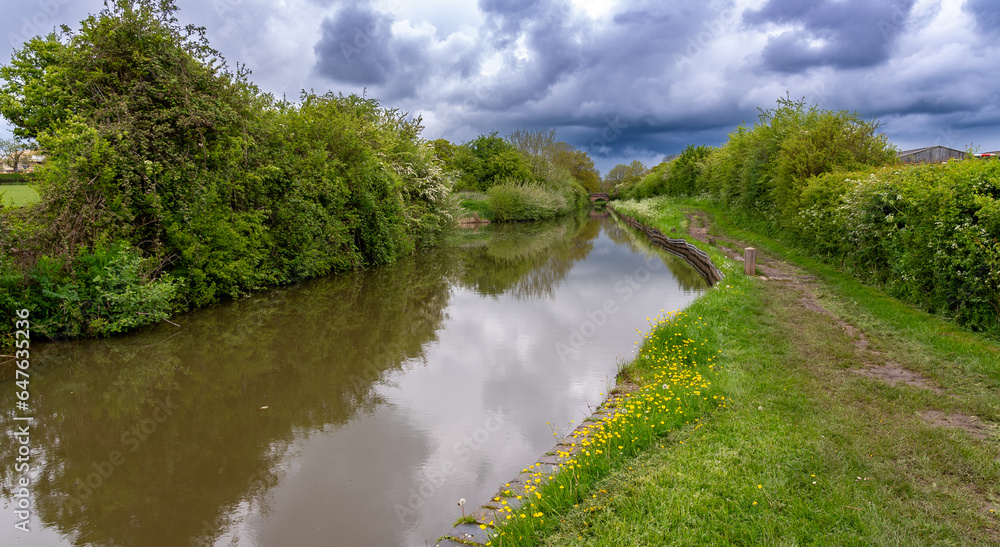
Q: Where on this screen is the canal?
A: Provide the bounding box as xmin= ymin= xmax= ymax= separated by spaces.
xmin=1 ymin=213 xmax=707 ymax=546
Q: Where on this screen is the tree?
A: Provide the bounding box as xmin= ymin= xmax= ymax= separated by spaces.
xmin=0 ymin=0 xmax=271 ymax=300
xmin=662 ymin=145 xmax=711 ymax=196
xmin=551 ymin=142 xmax=601 ymax=192
xmin=0 ymin=137 xmax=34 ymax=172
xmin=603 ymin=160 xmax=648 ymax=192
xmin=0 ymin=33 xmax=71 ymax=140
xmin=431 ymin=138 xmax=458 ymax=172
xmin=452 ymin=132 xmax=534 ymax=190
xmin=0 ymin=0 xmax=455 ymax=340
xmin=503 ymin=128 xmax=604 ymax=191
xmin=507 ymin=128 xmax=557 ymax=179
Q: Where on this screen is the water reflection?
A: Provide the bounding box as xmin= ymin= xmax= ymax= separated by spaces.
xmin=1 ymin=215 xmax=707 ymax=547
xmin=3 ymin=249 xmax=460 ymax=546
xmin=454 ymin=212 xmax=597 ymax=300
xmin=602 ymin=220 xmax=710 ymax=291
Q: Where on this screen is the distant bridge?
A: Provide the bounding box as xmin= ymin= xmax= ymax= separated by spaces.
xmin=589 ymin=192 xmax=609 ymax=203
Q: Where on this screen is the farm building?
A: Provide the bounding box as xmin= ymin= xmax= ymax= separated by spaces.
xmin=1 ymin=150 xmax=45 ymax=173
xmin=897 ymin=146 xmax=967 ymax=163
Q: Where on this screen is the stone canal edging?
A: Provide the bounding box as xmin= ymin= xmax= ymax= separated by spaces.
xmin=433 ymin=387 xmax=639 ymax=547
xmin=609 ymin=205 xmax=724 ymax=286
xmin=433 ymin=209 xmax=722 ymax=547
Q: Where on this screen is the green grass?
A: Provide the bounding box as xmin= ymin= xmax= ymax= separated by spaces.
xmin=487 ymin=242 xmax=753 ymax=546
xmin=457 ymin=191 xmax=493 ymax=221
xmin=493 ymin=198 xmax=1000 ymax=546
xmin=0 ymin=184 xmax=40 ymax=207
xmin=611 ymin=196 xmax=689 ymax=237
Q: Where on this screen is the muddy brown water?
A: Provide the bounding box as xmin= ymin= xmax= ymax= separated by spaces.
xmin=1 ymin=215 xmax=707 ymax=546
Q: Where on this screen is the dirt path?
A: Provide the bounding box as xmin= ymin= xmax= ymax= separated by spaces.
xmin=685 ymin=210 xmax=997 ymax=442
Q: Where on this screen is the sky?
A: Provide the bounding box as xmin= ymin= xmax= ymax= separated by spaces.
xmin=2 ymin=0 xmax=998 ymax=175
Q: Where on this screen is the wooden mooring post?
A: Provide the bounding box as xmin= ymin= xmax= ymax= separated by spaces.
xmin=744 ymin=247 xmax=756 ymax=276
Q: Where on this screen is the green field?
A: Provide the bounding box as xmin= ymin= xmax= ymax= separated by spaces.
xmin=0 ymin=184 xmax=40 ymax=207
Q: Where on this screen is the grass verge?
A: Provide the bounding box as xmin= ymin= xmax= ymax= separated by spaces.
xmin=490 ymin=197 xmax=1000 ymax=546
xmin=485 ymin=215 xmax=752 ymax=545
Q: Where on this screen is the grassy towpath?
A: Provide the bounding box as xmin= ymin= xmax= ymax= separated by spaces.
xmin=531 ymin=198 xmax=1000 ymax=546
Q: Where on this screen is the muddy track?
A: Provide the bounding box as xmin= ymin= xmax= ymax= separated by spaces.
xmin=685 ymin=210 xmax=997 ymax=442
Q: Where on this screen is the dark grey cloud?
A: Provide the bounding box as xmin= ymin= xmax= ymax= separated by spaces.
xmin=964 ymin=0 xmax=1000 ymax=36
xmin=489 ymin=9 xmax=584 ymax=107
xmin=745 ymin=0 xmax=917 ymax=72
xmin=2 ymin=0 xmax=999 ymax=173
xmin=314 ymin=4 xmax=398 ymax=85
xmin=410 ymin=0 xmax=738 ymax=168
xmin=478 ymin=0 xmax=561 ymax=41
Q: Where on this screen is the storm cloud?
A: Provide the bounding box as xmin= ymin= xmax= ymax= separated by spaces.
xmin=315 ymin=4 xmax=398 ymax=85
xmin=1 ymin=0 xmax=998 ymax=173
xmin=744 ymin=0 xmax=919 ymax=72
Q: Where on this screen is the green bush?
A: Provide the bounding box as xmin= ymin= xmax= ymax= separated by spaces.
xmin=1 ymin=240 xmax=178 ymax=339
xmin=0 ymin=1 xmax=454 ymax=343
xmin=631 ymin=164 xmax=670 ymax=199
xmin=696 ymin=97 xmax=896 ymax=218
xmin=745 ymin=159 xmax=1000 ymax=334
xmin=486 ymin=181 xmax=569 ymax=222
xmin=663 ymin=145 xmax=712 ymax=196
xmin=842 ymin=161 xmax=1000 ymax=330
xmin=614 ymin=146 xmax=712 ymax=200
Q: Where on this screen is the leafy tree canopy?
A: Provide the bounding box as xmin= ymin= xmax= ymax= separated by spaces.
xmin=451 ymin=132 xmax=534 ymax=191
xmin=0 ymin=0 xmax=453 ymax=340
xmin=604 ymin=160 xmax=648 ymax=192
xmin=505 ymin=128 xmax=601 ymax=192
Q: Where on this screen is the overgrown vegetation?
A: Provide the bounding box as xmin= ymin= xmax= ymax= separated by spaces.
xmin=614 ymin=160 xmax=668 ymax=200
xmin=437 ymin=128 xmax=594 ymax=222
xmin=613 ymin=96 xmax=1000 ymax=334
xmin=787 ymin=160 xmax=1000 ymax=332
xmin=487 ymin=182 xmax=571 ymax=222
xmin=0 ymin=0 xmax=454 ymax=342
xmin=447 ymin=132 xmax=535 ymax=192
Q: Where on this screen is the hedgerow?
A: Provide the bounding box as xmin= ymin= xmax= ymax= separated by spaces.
xmin=0 ymin=1 xmax=454 ymax=342
xmin=618 ymin=95 xmax=999 ymax=334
